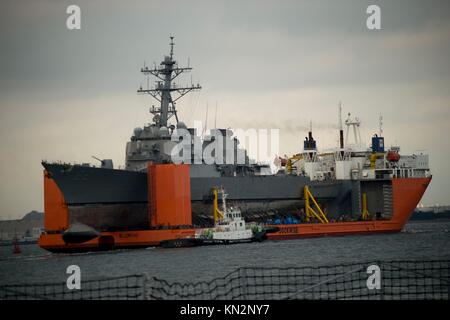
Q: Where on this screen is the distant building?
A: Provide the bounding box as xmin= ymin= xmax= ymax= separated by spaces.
xmin=0 ymin=211 xmax=44 ymax=241
xmin=416 ymin=204 xmax=450 ymax=214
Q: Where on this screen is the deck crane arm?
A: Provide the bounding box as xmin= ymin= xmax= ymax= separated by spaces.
xmin=287 ymin=154 xmax=303 ymax=174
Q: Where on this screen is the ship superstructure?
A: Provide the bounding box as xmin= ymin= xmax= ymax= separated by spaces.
xmin=126 ymin=37 xmax=265 ymax=177
xmin=277 ymin=106 xmax=430 ymax=222
xmin=282 ymin=109 xmax=430 ymax=182
xmin=127 ymin=36 xmax=201 ymax=171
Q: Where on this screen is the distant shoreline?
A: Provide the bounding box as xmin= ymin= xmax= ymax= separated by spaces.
xmin=410 ymin=211 xmax=450 ymax=221
xmin=0 ymin=240 xmax=37 ymax=247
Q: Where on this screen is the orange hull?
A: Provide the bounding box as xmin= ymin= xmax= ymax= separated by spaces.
xmin=39 ymin=229 xmax=195 ymax=253
xmin=267 ymin=177 xmax=432 ymax=240
xmin=39 ymin=165 xmax=195 ymax=252
xmin=39 ymin=175 xmax=431 ymax=251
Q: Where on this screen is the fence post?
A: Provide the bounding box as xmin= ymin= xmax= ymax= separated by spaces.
xmin=379 ymin=261 xmax=384 ymax=300
xmin=142 ymin=273 xmax=149 ymax=300
xmin=239 ymin=268 xmax=248 ymax=299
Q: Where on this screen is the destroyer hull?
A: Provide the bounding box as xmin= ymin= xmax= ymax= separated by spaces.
xmin=42 ymin=162 xmax=351 ymax=228
xmin=41 ymin=162 xmax=338 ymax=204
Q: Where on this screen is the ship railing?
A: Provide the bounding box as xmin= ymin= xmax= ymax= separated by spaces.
xmin=392 ymin=168 xmax=430 ymax=179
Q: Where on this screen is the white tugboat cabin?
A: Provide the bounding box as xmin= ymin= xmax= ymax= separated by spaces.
xmin=198 ymin=187 xmax=254 ymax=242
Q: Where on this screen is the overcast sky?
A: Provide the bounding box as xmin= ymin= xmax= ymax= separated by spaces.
xmin=1 ymin=0 xmax=449 ymax=219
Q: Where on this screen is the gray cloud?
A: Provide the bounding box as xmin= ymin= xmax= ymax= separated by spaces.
xmin=0 ymin=0 xmax=449 ymax=218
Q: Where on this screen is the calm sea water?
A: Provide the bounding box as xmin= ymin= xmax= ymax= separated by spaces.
xmin=0 ymin=220 xmax=449 ymax=286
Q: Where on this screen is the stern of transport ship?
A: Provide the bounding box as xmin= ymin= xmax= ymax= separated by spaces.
xmin=39 ymin=164 xmax=196 ymax=252
xmin=266 ymin=176 xmax=432 ymax=240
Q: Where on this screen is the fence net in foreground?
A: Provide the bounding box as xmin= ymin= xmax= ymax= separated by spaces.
xmin=1 ymin=260 xmax=449 ymax=300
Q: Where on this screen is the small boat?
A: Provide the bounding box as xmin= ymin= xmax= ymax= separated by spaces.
xmin=159 ymin=187 xmax=269 ymax=248
xmin=195 ymin=187 xmax=263 ymax=244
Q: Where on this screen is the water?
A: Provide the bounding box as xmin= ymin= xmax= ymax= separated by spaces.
xmin=0 ymin=220 xmax=449 ymax=286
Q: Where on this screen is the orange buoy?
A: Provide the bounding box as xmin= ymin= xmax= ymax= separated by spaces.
xmin=13 ymin=237 xmax=21 ymax=254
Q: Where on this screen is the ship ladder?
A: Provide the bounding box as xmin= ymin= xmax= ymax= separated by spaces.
xmin=212 ymin=187 xmax=224 ymax=224
xmin=304 ymin=186 xmax=329 ymax=224
xmin=361 ymin=192 xmax=370 ymax=220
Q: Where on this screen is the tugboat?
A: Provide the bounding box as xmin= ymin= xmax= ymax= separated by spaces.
xmin=197 ymin=187 xmax=259 ymax=244
xmin=160 ymin=187 xmax=267 ymax=248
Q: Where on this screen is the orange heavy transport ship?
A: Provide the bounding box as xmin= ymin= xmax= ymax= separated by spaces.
xmin=38 ymin=38 xmax=432 ymax=252
xmin=39 ymin=173 xmax=431 ymax=252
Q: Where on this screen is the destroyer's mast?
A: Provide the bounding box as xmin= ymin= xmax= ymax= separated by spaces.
xmin=137 ymin=36 xmax=201 ymax=127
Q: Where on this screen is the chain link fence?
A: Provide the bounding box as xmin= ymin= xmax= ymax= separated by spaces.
xmin=1 ymin=260 xmax=449 ymax=300
xmin=0 ymin=274 xmax=144 ymax=300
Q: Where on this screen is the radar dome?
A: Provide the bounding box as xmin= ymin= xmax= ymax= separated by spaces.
xmin=177 ymin=122 xmax=187 ymax=129
xmin=133 ymin=127 xmax=143 ymax=137
xmin=159 ymin=126 xmax=169 ymax=136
